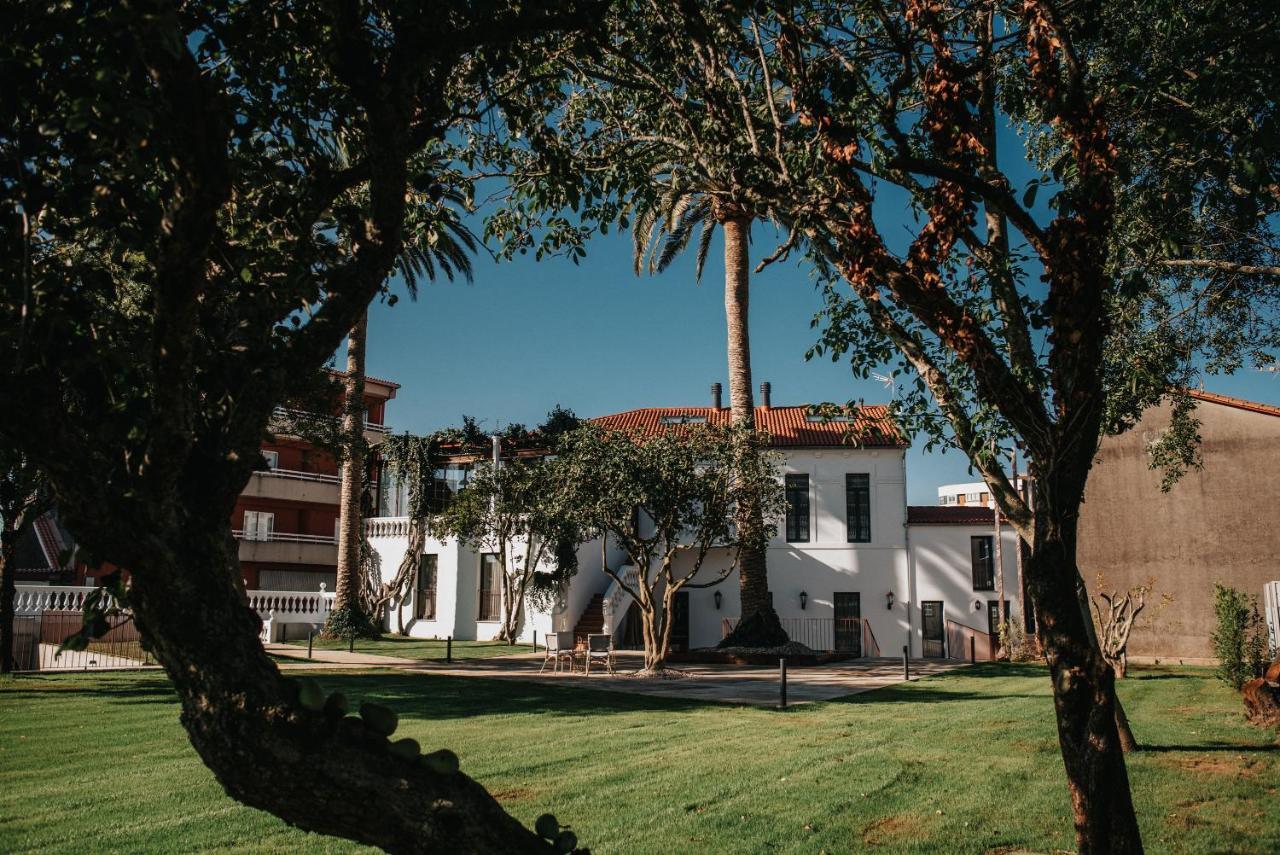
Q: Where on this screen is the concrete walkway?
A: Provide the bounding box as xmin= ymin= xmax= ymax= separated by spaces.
xmin=267 ymin=644 xmax=964 ymax=706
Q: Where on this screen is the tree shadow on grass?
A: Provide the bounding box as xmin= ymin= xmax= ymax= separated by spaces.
xmin=1138 ymin=742 xmax=1279 ymax=753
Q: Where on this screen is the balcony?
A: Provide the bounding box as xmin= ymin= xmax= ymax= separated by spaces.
xmin=270 ymin=407 xmax=392 ymax=444
xmin=244 ymin=468 xmax=340 ymax=504
xmin=233 ymin=529 xmax=337 ymax=565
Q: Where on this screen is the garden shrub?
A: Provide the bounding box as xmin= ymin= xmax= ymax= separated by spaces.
xmin=1210 ymin=582 xmax=1268 ymax=690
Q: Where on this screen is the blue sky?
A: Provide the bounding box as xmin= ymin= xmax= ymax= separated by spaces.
xmin=359 ymin=220 xmax=1280 ymax=506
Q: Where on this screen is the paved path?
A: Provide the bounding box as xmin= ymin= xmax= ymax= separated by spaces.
xmin=267 ymin=644 xmax=964 ymax=706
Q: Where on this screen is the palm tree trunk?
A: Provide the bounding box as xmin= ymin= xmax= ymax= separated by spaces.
xmin=334 ymin=311 xmax=368 ymax=615
xmin=719 ymin=215 xmax=788 ymax=648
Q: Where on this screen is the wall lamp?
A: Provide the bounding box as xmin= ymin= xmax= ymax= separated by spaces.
xmin=974 ymin=599 xmax=983 ymax=612
xmin=886 ymin=590 xmax=895 ymax=610
xmin=800 ymin=590 xmax=808 ymax=610
xmin=714 ymin=590 xmax=722 ymax=611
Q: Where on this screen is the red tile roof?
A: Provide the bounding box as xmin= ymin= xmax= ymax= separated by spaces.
xmin=1188 ymin=389 xmax=1280 ymax=418
xmin=907 ymin=505 xmax=996 ymax=526
xmin=591 ymin=405 xmax=906 ymax=448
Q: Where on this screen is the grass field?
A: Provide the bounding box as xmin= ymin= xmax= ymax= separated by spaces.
xmin=284 ymin=634 xmax=534 ymax=660
xmin=2 ymin=664 xmax=1276 ymax=853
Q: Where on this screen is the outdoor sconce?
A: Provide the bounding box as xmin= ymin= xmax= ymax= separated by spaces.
xmin=800 ymin=590 xmax=808 ymax=610
xmin=974 ymin=599 xmax=983 ymax=612
xmin=714 ymin=590 xmax=722 ymax=611
xmin=886 ymin=590 xmax=895 ymax=610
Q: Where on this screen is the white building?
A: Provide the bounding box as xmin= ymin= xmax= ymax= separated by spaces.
xmin=366 ymin=389 xmax=1025 ymax=660
xmin=937 ymin=478 xmax=1028 ymax=509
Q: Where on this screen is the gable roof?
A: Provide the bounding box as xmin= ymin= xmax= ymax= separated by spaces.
xmin=591 ymin=405 xmax=906 ymax=448
xmin=907 ymin=505 xmax=996 ymax=526
xmin=1187 ymin=389 xmax=1280 ymax=418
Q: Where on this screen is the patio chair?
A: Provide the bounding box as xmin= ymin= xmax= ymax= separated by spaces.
xmin=584 ymin=633 xmax=615 ymax=675
xmin=539 ymin=631 xmax=577 ymax=674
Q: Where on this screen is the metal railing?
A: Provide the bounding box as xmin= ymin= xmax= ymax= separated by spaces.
xmin=232 ymin=529 xmax=336 ymax=545
xmin=477 ymin=589 xmax=502 ymax=622
xmin=271 ymin=406 xmax=391 ymax=434
xmin=256 ymin=467 xmax=340 ymax=484
xmin=719 ymin=615 xmax=878 ymax=654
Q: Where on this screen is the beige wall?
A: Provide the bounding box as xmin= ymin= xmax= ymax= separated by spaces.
xmin=1079 ymin=399 xmax=1280 ymax=659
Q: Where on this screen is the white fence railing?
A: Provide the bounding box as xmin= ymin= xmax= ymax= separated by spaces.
xmin=601 ymin=565 xmax=640 ymax=636
xmin=366 ymin=517 xmax=411 ymax=538
xmin=12 ymin=583 xmax=335 ymax=671
xmin=233 ymin=529 xmax=336 ymax=545
xmin=1265 ymin=581 xmax=1279 ymax=655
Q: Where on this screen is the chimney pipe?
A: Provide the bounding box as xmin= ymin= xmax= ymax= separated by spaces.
xmin=760 ymin=381 xmax=772 ymax=409
xmin=711 ymin=382 xmax=723 ymax=410
xmin=491 ymin=434 xmax=501 ymax=468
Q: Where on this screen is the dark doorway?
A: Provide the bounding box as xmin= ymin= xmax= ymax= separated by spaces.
xmin=621 ymin=601 xmax=643 ymax=649
xmin=922 ymin=601 xmax=945 ymax=658
xmin=834 ymin=592 xmax=862 ymax=655
xmin=987 ymin=600 xmax=1011 ymax=649
xmin=669 ymin=591 xmax=690 ymax=652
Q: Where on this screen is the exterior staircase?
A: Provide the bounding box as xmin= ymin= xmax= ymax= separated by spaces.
xmin=572 ymin=594 xmax=605 ymax=645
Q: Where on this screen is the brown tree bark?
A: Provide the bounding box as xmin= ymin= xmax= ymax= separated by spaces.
xmin=110 ymin=515 xmax=553 ymax=853
xmin=1025 ymin=474 xmax=1144 ymax=853
xmin=718 ymin=214 xmax=787 ymax=648
xmin=335 ymin=311 xmax=369 ymax=616
xmin=0 ymin=533 xmax=16 ymax=674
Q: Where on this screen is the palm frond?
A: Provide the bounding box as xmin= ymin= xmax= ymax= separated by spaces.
xmin=694 ymin=217 xmax=717 ymax=282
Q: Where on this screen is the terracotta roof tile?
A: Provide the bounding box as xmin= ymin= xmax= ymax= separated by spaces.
xmin=591 ymin=405 xmax=906 ymax=448
xmin=1187 ymin=389 xmax=1280 ymax=418
xmin=907 ymin=505 xmax=996 ymax=526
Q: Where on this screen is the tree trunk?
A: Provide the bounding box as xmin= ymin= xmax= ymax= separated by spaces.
xmin=1025 ymin=479 xmax=1143 ymax=853
xmin=0 ymin=533 xmax=15 ymax=674
xmin=113 ymin=515 xmax=552 ymax=853
xmin=717 ymin=215 xmax=787 ymax=649
xmin=335 ymin=311 xmax=368 ymax=615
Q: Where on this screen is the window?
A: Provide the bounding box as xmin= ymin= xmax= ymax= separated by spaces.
xmin=478 ymin=553 xmax=501 ymax=621
xmin=971 ymin=535 xmax=995 ymax=590
xmin=430 ymin=463 xmax=472 ymax=513
xmin=243 ymin=510 xmax=274 ymax=541
xmin=261 ymin=450 xmax=279 ymax=469
xmin=845 ymin=474 xmax=871 ymax=543
xmin=784 ymin=474 xmax=810 ymax=542
xmin=416 ymin=555 xmax=438 ymax=620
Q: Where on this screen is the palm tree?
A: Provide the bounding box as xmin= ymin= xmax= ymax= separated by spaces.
xmin=633 ymin=185 xmax=789 ymax=647
xmin=331 ymin=181 xmax=477 ymax=625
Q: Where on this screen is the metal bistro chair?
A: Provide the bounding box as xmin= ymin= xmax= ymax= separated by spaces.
xmin=539 ymin=631 xmax=577 ymax=674
xmin=584 ymin=633 xmax=615 ymax=676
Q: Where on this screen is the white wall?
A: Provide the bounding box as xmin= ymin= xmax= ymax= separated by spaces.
xmin=371 ymin=524 xmax=618 ymax=644
xmin=908 ymin=523 xmax=1021 ymax=656
xmin=653 ymin=447 xmax=911 ymax=652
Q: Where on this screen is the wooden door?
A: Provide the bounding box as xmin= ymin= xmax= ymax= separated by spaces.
xmin=922 ymin=601 xmax=945 ymax=658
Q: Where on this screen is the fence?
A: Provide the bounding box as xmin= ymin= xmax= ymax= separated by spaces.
xmin=1265 ymin=581 xmax=1280 ymax=655
xmin=10 ymin=611 xmax=155 ymax=672
xmin=12 ymin=583 xmax=335 ymax=671
xmin=720 ymin=616 xmax=880 ymax=655
xmin=944 ymin=620 xmax=995 ymax=661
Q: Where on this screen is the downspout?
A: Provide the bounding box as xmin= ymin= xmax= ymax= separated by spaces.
xmin=902 ymin=448 xmax=915 ymax=659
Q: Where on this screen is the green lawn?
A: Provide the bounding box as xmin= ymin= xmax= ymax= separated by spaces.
xmin=284 ymin=634 xmax=533 ymax=660
xmin=2 ymin=665 xmax=1276 ymax=854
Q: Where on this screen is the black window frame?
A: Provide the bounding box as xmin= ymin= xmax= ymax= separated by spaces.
xmin=845 ymin=473 xmax=871 ymax=543
xmin=784 ymin=474 xmax=810 ymax=543
xmin=971 ymin=535 xmax=995 ymax=591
